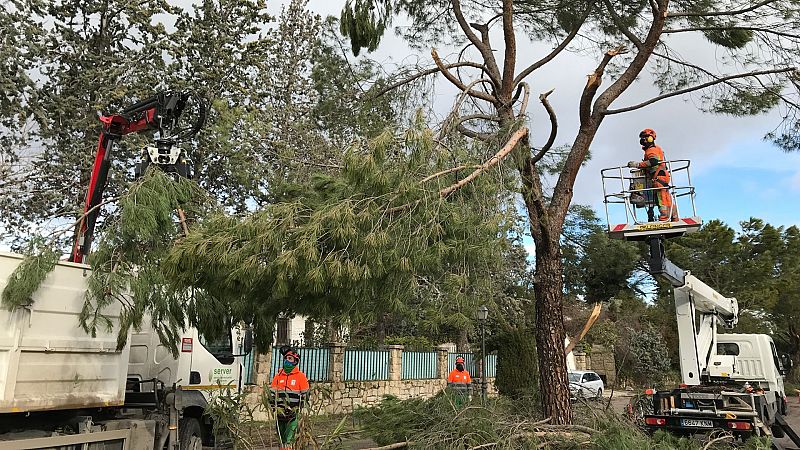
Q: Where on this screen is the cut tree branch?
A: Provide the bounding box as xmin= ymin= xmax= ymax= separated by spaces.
xmin=531 ymin=88 xmax=557 ymax=165
xmin=580 ymin=46 xmax=626 ymax=125
xmin=387 ymin=127 xmax=528 ymax=214
xmin=371 ymin=61 xmax=487 ymax=98
xmin=564 ymin=302 xmax=602 ymax=355
xmin=432 ymin=49 xmax=499 ymax=104
xmin=605 ymin=66 xmax=798 ymax=114
xmin=513 ymin=5 xmax=591 ymax=86
xmin=440 ymin=126 xmax=528 ymax=198
xmin=669 ymin=0 xmax=781 ymax=18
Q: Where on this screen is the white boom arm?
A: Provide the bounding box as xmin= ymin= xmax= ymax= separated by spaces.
xmin=674 ymin=272 xmax=739 ymax=385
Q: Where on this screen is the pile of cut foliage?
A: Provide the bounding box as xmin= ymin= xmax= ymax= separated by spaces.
xmin=355 ymin=393 xmax=772 ymax=450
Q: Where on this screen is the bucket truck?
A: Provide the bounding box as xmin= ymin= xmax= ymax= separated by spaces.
xmin=602 ymin=162 xmax=800 ymax=446
xmin=0 ymin=92 xmax=253 ymax=450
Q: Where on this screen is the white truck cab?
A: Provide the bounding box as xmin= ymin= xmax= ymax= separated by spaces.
xmin=717 ymin=333 xmax=791 ymax=415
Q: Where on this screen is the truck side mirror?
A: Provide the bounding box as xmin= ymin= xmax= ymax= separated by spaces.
xmin=243 ymin=328 xmax=254 ymax=355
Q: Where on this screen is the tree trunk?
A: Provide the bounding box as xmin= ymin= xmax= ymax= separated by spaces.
xmin=303 ymin=319 xmax=316 ymax=347
xmin=457 ymin=327 xmax=470 ymax=352
xmin=376 ymin=313 xmax=388 ymax=345
xmin=533 ymin=245 xmax=572 ymax=424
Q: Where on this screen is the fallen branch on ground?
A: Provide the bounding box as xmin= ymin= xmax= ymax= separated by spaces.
xmin=363 ymin=442 xmax=413 ymax=450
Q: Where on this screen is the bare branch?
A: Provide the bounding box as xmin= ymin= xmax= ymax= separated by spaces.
xmin=516 ymin=82 xmax=531 ymax=118
xmin=669 ymin=0 xmax=781 ymax=18
xmin=454 ymin=113 xmax=502 ymax=127
xmin=601 ymin=0 xmax=643 ymax=49
xmin=432 ymin=49 xmax=498 ymax=104
xmin=457 ymin=123 xmax=495 ymax=141
xmin=702 ymin=435 xmax=733 ymax=450
xmin=500 ymin=0 xmax=517 ymax=99
xmin=531 ymin=88 xmax=557 ymax=165
xmin=451 ymin=0 xmax=503 ymax=84
xmin=371 ymin=61 xmax=486 ymax=99
xmin=605 ymin=67 xmax=797 ymax=115
xmin=468 ymin=21 xmax=503 ymax=89
xmin=513 ymin=5 xmax=591 ymax=86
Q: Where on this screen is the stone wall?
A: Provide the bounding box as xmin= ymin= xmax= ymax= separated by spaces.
xmin=246 ymin=344 xmax=497 ymax=418
xmin=572 ymin=344 xmax=617 ymax=386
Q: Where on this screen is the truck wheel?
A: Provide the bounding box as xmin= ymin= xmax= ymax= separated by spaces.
xmin=179 ymin=417 xmax=203 ymax=450
xmin=595 ymin=389 xmax=603 ymax=400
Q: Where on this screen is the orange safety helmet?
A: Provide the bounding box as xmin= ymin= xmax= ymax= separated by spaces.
xmin=455 ymin=356 xmax=465 ymax=364
xmin=639 ymin=128 xmax=656 ymax=141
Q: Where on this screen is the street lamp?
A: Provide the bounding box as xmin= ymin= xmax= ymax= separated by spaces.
xmin=476 ymin=305 xmax=489 ymax=405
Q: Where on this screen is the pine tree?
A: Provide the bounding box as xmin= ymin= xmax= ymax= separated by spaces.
xmin=161 ymin=117 xmax=517 ymax=349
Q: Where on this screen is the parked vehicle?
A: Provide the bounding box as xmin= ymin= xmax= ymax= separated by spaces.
xmin=568 ymin=370 xmax=604 ymax=400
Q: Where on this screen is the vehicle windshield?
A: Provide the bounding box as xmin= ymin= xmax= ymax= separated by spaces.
xmin=199 ymin=333 xmax=232 ymax=355
xmin=568 ymin=373 xmax=581 ymax=382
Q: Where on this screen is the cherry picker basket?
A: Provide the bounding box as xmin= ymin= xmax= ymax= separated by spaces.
xmin=601 ymin=159 xmax=702 ymax=241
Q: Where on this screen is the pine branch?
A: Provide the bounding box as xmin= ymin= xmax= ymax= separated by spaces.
xmin=605 ymin=67 xmax=797 ymax=115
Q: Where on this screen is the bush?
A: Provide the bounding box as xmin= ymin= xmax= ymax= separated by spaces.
xmin=494 ymin=327 xmax=539 ymax=399
xmin=627 ymin=324 xmax=672 ymax=387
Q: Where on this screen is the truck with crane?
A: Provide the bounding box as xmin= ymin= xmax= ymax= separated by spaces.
xmin=602 ymin=161 xmax=800 ymax=447
xmin=0 ymin=92 xmax=253 ymax=450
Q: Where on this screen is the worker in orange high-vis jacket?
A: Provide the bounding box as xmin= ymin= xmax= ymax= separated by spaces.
xmin=447 ymin=356 xmax=472 ymax=406
xmin=269 ymin=346 xmax=310 ymax=450
xmin=627 ymin=128 xmax=678 ymax=222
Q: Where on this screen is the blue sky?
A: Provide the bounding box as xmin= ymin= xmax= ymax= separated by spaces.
xmin=689 ymin=140 xmax=800 ymax=230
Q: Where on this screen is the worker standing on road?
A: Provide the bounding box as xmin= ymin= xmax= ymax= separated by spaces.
xmin=269 ymin=346 xmax=310 ymax=450
xmin=627 ymin=128 xmax=678 ymax=222
xmin=447 ymin=356 xmax=472 ymax=407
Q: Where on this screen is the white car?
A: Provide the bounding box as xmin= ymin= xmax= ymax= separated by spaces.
xmin=568 ymin=370 xmax=604 ymax=400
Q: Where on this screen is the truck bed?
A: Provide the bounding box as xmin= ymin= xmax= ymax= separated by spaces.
xmin=0 ymin=252 xmax=130 ymax=413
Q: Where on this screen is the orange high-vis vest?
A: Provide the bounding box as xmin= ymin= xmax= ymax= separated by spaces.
xmin=448 ymin=369 xmax=472 ymax=384
xmin=640 ymin=145 xmax=669 ymax=179
xmin=270 ymin=366 xmax=310 ymax=392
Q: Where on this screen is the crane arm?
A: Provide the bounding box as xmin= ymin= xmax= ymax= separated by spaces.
xmin=69 ymin=91 xmax=205 ymax=263
xmin=646 ymin=236 xmax=739 ymax=385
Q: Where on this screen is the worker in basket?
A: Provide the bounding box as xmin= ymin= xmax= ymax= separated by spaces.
xmin=627 ymin=128 xmax=678 ymax=222
xmin=269 ymin=346 xmax=310 ymax=450
xmin=447 ymin=356 xmax=472 ymax=407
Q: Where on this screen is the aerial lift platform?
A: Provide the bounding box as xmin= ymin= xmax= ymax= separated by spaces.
xmin=601 ymin=159 xmax=701 ymax=241
xmin=601 ymin=160 xmax=800 ymax=449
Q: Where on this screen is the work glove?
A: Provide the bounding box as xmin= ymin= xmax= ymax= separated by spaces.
xmin=627 ymin=160 xmax=640 ymax=168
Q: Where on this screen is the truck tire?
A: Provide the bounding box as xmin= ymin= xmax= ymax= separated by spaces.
xmin=179 ymin=417 xmax=203 ymax=450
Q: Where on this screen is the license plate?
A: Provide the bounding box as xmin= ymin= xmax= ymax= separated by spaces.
xmin=680 ymin=419 xmax=713 ymax=428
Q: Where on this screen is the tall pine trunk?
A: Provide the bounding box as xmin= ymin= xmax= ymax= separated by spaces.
xmin=533 ymin=244 xmax=572 ymax=423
